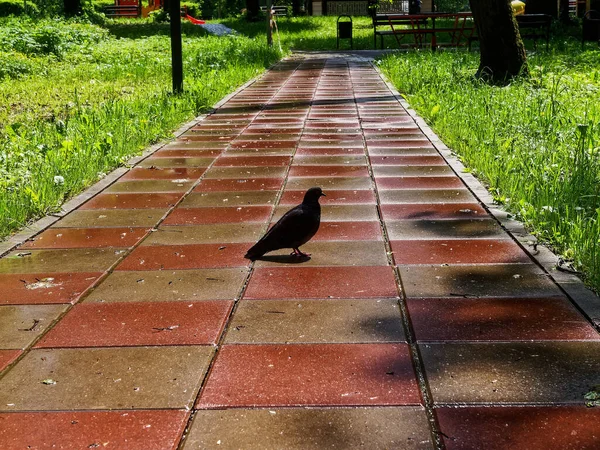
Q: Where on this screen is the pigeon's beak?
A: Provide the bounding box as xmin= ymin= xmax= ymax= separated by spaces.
xmin=321 ymin=192 xmax=326 ymax=197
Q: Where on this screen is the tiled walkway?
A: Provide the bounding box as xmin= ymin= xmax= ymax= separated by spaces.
xmin=1 ymin=54 xmax=600 ymax=449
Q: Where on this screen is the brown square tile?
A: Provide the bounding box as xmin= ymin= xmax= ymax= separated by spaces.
xmin=0 ymin=272 xmax=102 ymax=305
xmin=121 ymin=167 xmax=206 ymax=181
xmin=293 ymin=155 xmax=367 ymax=165
xmin=105 ymin=180 xmax=194 ymax=193
xmin=372 ymin=166 xmax=454 ymax=177
xmin=312 ymin=221 xmax=383 ymax=241
xmin=36 ymin=301 xmax=233 ymax=347
xmin=408 ymin=297 xmax=600 ymax=342
xmin=420 ymin=342 xmax=600 ymax=404
xmin=137 ymin=157 xmax=214 ymax=168
xmin=179 ymin=191 xmax=277 ymax=207
xmin=154 ymin=148 xmax=222 ymax=157
xmin=370 ymin=156 xmax=445 ymax=166
xmin=84 ymin=268 xmax=248 ymax=303
xmin=272 ymin=205 xmax=378 ymax=222
xmin=280 ymin=189 xmax=376 ymax=205
xmin=0 ymin=350 xmax=21 ymax=372
xmin=0 ymin=347 xmax=214 ymax=410
xmin=198 ymin=343 xmax=420 ymax=407
xmin=81 ymin=193 xmax=181 ymax=210
xmin=368 ymin=147 xmax=439 ymax=156
xmin=386 ymin=219 xmax=503 ymax=240
xmin=163 ymin=206 xmax=272 ymax=225
xmin=288 ymin=166 xmax=369 ymax=177
xmin=204 ymin=166 xmax=286 ymax=179
xmin=214 ymin=156 xmax=291 ymax=166
xmin=285 ymin=176 xmax=372 ymax=191
xmin=380 ymin=203 xmax=487 ymax=220
xmin=226 ymin=299 xmax=405 ymax=343
xmin=376 ymin=177 xmax=464 ymax=190
xmin=379 ymin=190 xmax=476 ymax=204
xmin=0 ymin=305 xmax=67 ymax=349
xmin=195 ymin=178 xmax=284 ymax=192
xmin=0 ymin=249 xmax=125 ymax=274
xmin=0 ymin=410 xmax=189 ymax=450
xmin=295 ymin=147 xmax=365 ymax=156
xmin=20 ymin=227 xmax=149 ymax=249
xmin=184 ymin=407 xmax=432 ymax=450
xmin=117 ymin=243 xmax=249 ymax=270
xmin=254 ymin=241 xmax=388 ymax=267
xmin=144 ymin=224 xmax=265 ymax=245
xmin=399 ymin=264 xmax=562 ymax=298
xmin=390 ymin=239 xmax=529 ymax=265
xmin=56 ymin=209 xmax=166 ymax=228
xmin=436 ymin=406 xmax=600 ymax=450
xmin=244 ymin=266 xmax=398 ymax=299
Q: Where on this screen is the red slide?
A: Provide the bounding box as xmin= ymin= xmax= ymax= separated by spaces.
xmin=185 ymin=14 xmax=206 ymax=25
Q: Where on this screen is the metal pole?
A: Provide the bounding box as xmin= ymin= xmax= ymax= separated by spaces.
xmin=170 ymin=0 xmax=184 ymax=93
xmin=267 ymin=0 xmax=273 ymax=47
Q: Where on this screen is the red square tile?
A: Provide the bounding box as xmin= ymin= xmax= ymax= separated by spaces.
xmin=0 ymin=350 xmax=20 ymax=372
xmin=81 ymin=193 xmax=181 ymax=210
xmin=380 ymin=203 xmax=487 ymax=220
xmin=0 ymin=410 xmax=189 ymax=450
xmin=288 ymin=166 xmax=369 ymax=177
xmin=295 ymin=147 xmax=364 ymax=156
xmin=436 ymin=406 xmax=600 ymax=450
xmin=163 ymin=206 xmax=272 ymax=225
xmin=0 ymin=272 xmax=102 ymax=305
xmin=390 ymin=239 xmax=529 ymax=265
xmin=310 ymin=222 xmax=383 ymax=241
xmin=244 ymin=266 xmax=398 ymax=299
xmin=195 ymin=178 xmax=284 ymax=192
xmin=117 ymin=243 xmax=250 ymax=270
xmin=376 ymin=177 xmax=464 ymax=190
xmin=198 ymin=343 xmax=420 ymax=407
xmin=20 ymin=228 xmax=149 ymax=249
xmin=153 ymin=149 xmax=222 ymax=158
xmin=214 ymin=156 xmax=291 ymax=167
xmin=370 ymin=155 xmax=445 ymax=166
xmin=121 ymin=167 xmax=206 ymax=181
xmin=408 ymin=297 xmax=600 ymax=342
xmin=279 ymin=190 xmax=376 ymax=205
xmin=36 ymin=301 xmax=233 ymax=347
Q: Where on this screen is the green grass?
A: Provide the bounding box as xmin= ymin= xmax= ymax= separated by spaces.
xmin=378 ymin=40 xmax=600 ymax=291
xmin=0 ymin=17 xmax=282 ymax=239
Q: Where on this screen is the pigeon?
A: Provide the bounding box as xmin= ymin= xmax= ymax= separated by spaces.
xmin=245 ymin=187 xmax=325 ymax=261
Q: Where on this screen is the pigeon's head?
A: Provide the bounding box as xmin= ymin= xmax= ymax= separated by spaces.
xmin=303 ymin=187 xmax=326 ymax=204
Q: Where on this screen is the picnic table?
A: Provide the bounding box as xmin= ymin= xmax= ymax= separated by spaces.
xmin=373 ymin=12 xmax=475 ymax=50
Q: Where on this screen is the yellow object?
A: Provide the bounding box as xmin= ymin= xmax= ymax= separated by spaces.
xmin=511 ymin=0 xmax=525 ymax=16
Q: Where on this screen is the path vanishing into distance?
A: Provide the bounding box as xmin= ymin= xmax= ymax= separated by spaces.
xmin=1 ymin=53 xmax=599 ymax=449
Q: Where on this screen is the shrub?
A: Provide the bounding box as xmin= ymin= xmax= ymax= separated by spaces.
xmin=0 ymin=0 xmax=40 ymax=17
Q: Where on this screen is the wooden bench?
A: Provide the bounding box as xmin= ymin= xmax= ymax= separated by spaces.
xmin=103 ymin=5 xmax=141 ymax=18
xmin=515 ymin=14 xmax=552 ymax=50
xmin=260 ymin=5 xmax=288 ymax=16
xmin=373 ymin=13 xmax=474 ymax=50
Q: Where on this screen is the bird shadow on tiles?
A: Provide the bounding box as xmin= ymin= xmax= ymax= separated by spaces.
xmin=255 ymin=254 xmax=311 ymax=264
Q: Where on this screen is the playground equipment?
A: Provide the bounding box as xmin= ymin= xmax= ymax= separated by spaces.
xmin=104 ymin=0 xmax=205 ymax=22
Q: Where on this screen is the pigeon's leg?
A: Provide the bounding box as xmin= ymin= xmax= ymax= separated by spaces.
xmin=292 ymin=248 xmax=311 ymax=257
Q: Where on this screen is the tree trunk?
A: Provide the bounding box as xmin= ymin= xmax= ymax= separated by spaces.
xmin=63 ymin=0 xmax=80 ymax=16
xmin=469 ymin=0 xmax=528 ymax=83
xmin=246 ymin=0 xmax=260 ymax=20
xmin=559 ymin=0 xmax=571 ymax=23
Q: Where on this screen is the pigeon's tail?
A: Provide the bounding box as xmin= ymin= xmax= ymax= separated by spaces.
xmin=244 ymin=240 xmax=268 ymax=261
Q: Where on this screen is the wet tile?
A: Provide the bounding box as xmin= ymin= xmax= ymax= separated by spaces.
xmin=372 ymin=166 xmax=454 ymax=177
xmin=380 ymin=203 xmax=487 ymax=221
xmin=121 ymin=167 xmax=206 ymax=181
xmin=226 ymin=299 xmax=405 ymax=343
xmin=163 ymin=206 xmax=272 ymax=225
xmin=420 ymin=342 xmax=600 ymax=404
xmin=311 ymin=221 xmax=383 ymax=241
xmin=137 ymin=157 xmax=214 ymax=168
xmin=145 ymin=224 xmax=264 ymax=245
xmin=56 ymin=209 xmax=166 ymax=228
xmin=20 ymin=227 xmax=149 ymax=249
xmin=293 ymin=155 xmax=367 ymax=165
xmin=386 ymin=219 xmax=503 ymax=239
xmin=399 ymin=264 xmax=562 ymax=298
xmin=0 ymin=410 xmax=189 ymax=450
xmin=368 ymin=147 xmax=439 ymax=156
xmin=105 ymin=180 xmax=194 ymax=193
xmin=376 ymin=177 xmax=464 ymax=190
xmin=84 ymin=268 xmax=248 ymax=303
xmin=117 ymin=243 xmax=249 ymax=270
xmin=379 ymin=189 xmax=476 ymax=204
xmin=36 ymin=301 xmax=233 ymax=347
xmin=198 ymin=343 xmax=420 ymax=407
xmin=179 ymin=190 xmax=278 ymax=207
xmin=244 ymin=266 xmax=398 ymax=299
xmin=295 ymin=147 xmax=365 ymax=156
xmin=436 ymin=406 xmax=600 ymax=450
xmin=390 ymin=239 xmax=529 ymax=265
xmin=0 ymin=305 xmax=67 ymax=349
xmin=0 ymin=347 xmax=214 ymax=410
xmin=0 ymin=350 xmax=21 ymax=372
xmin=408 ymin=297 xmax=600 ymax=342
xmin=288 ymin=166 xmax=369 ymax=177
xmin=154 ymin=148 xmax=222 ymax=157
xmin=285 ymin=176 xmax=372 ymax=191
xmin=0 ymin=249 xmax=125 ymax=274
xmin=272 ymin=205 xmax=378 ymax=222
xmin=185 ymin=407 xmax=432 ymax=450
xmin=370 ymin=155 xmax=445 ymax=166
xmin=214 ymin=156 xmax=291 ymax=166
xmin=204 ymin=166 xmax=286 ymax=179
xmin=254 ymin=241 xmax=388 ymax=267
xmin=195 ymin=178 xmax=284 ymax=192
xmin=81 ymin=193 xmax=181 ymax=210
xmin=0 ymin=272 xmax=101 ymax=305
xmin=280 ymin=190 xmax=376 ymax=205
